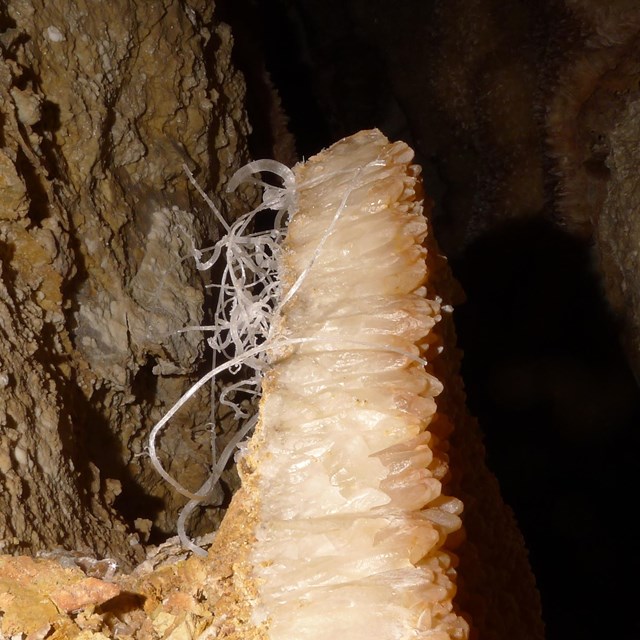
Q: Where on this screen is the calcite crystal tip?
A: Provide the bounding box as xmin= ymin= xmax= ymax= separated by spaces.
xmin=211 ymin=129 xmax=470 ymax=640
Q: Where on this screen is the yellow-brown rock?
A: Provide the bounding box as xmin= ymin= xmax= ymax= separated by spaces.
xmin=0 ymin=0 xmax=250 ymax=563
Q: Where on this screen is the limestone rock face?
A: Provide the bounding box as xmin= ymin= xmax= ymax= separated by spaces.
xmin=0 ymin=0 xmax=250 ymax=564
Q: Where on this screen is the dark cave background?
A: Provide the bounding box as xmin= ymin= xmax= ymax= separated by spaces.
xmin=220 ymin=1 xmax=640 ymax=639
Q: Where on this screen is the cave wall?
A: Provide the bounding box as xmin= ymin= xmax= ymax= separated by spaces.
xmin=0 ymin=0 xmax=251 ymax=564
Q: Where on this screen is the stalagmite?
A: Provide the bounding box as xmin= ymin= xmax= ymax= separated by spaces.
xmin=208 ymin=129 xmax=469 ymax=640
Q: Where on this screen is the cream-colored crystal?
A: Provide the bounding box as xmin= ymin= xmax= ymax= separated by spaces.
xmin=241 ymin=130 xmax=468 ymax=640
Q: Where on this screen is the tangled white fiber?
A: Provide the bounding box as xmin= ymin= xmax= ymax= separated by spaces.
xmin=148 ymin=160 xmax=294 ymax=555
xmin=148 ymin=157 xmax=429 ymax=556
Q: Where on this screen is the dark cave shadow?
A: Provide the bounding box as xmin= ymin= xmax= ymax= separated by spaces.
xmin=216 ymin=0 xmax=326 ymax=161
xmin=61 ymin=380 xmax=165 ymax=538
xmin=451 ymin=217 xmax=640 ymax=640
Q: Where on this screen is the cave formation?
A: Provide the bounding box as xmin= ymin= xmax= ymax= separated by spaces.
xmin=1 ymin=1 xmax=638 ymax=639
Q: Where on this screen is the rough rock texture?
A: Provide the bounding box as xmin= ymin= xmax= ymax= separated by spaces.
xmin=545 ymin=1 xmax=640 ymax=237
xmin=0 ymin=0 xmax=250 ymax=564
xmin=597 ymin=99 xmax=640 ymax=382
xmin=0 ymin=543 xmax=225 ymax=639
xmin=544 ymin=0 xmax=640 ymax=381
